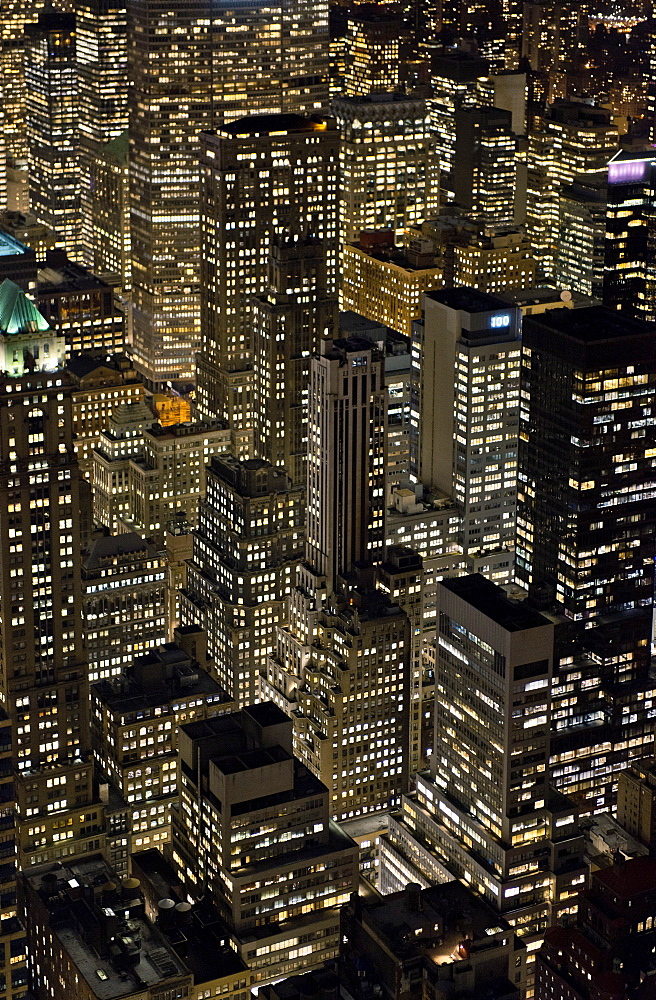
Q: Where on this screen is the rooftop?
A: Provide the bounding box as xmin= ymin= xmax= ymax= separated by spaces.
xmin=26 ymin=855 xmax=189 ymax=1000
xmin=441 ymin=575 xmax=551 ymax=632
xmin=37 ymin=252 xmax=111 ymax=294
xmin=523 ymin=305 xmax=654 ymax=355
xmin=83 ymin=531 xmax=155 ymax=573
xmin=0 ymin=278 xmax=51 ymax=336
xmin=593 ymin=856 xmax=656 ymax=900
xmin=426 ymin=287 xmax=513 ymax=314
xmin=66 ymin=353 xmax=135 ymax=382
xmin=243 ymin=701 xmax=290 ymax=729
xmin=215 ymin=744 xmax=291 ymax=776
xmin=217 ymin=114 xmax=332 ymax=137
xmin=531 ymin=303 xmax=648 ymax=339
xmin=92 ymin=647 xmax=224 ymax=718
xmin=353 ymin=880 xmax=518 ymax=973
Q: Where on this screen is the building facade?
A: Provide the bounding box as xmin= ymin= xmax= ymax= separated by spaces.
xmin=171 ymin=704 xmax=359 ymax=982
xmin=197 ymin=115 xmax=339 ymax=451
xmin=181 ymin=456 xmax=304 ymax=708
xmin=334 ymin=94 xmax=439 ymax=243
xmin=25 ymin=11 xmax=80 ymax=260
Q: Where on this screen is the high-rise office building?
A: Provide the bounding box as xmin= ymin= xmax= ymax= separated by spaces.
xmin=25 ymin=11 xmax=81 ymax=260
xmin=196 ymin=115 xmax=339 ymax=453
xmin=128 ymin=0 xmax=330 ymax=388
xmin=556 ymin=170 xmax=607 ymax=299
xmin=1 ymin=1 xmax=44 ymax=180
xmin=0 ymin=279 xmax=104 ymax=869
xmin=380 ymin=575 xmax=586 ymax=950
xmin=344 ymin=6 xmax=404 ymax=97
xmin=76 ymin=0 xmax=129 ymax=268
xmin=453 ymin=105 xmax=517 ymax=226
xmin=547 ymin=611 xmax=656 ymax=814
xmin=127 ymin=0 xmax=214 ymax=386
xmin=385 ymin=485 xmax=465 ymax=631
xmin=171 ymin=704 xmax=359 ymax=982
xmin=339 ymin=311 xmax=414 ymax=504
xmin=430 ymin=52 xmax=489 ymax=203
xmin=305 ymin=339 xmax=387 ymax=587
xmin=521 ymin=0 xmax=588 ymax=101
xmin=604 ymin=148 xmax=656 ymax=323
xmin=181 ymin=456 xmax=304 ymax=708
xmin=526 ymin=102 xmax=617 ymax=279
xmin=515 ymin=305 xmax=656 ymax=816
xmin=412 ymin=289 xmax=522 ymax=583
xmin=378 ymin=547 xmax=427 ymax=776
xmin=82 ymin=531 xmax=167 ymax=683
xmin=84 ymin=131 xmax=131 ymax=290
xmin=211 ymin=0 xmax=330 ymax=124
xmin=263 ymin=338 xmax=411 ymax=820
xmin=334 ymin=94 xmax=439 ymax=243
xmin=252 ymin=236 xmax=338 ymax=486
xmin=516 ymin=305 xmax=656 ymax=621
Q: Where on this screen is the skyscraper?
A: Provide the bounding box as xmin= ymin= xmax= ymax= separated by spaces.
xmin=127 ymin=0 xmax=330 ymax=388
xmin=429 ymin=52 xmax=489 ymax=203
xmin=127 ymin=0 xmax=214 ymax=386
xmin=526 ymin=101 xmax=617 ymax=279
xmin=556 ymin=170 xmax=607 ymax=299
xmin=263 ymin=338 xmax=411 ymax=820
xmin=196 ymin=115 xmax=339 ymax=451
xmin=305 ymin=338 xmax=387 ymax=588
xmin=334 ymin=94 xmax=439 ymax=243
xmin=343 ymin=6 xmax=404 ymax=97
xmin=211 ymin=0 xmax=330 ymax=124
xmin=380 ymin=575 xmax=586 ymax=948
xmin=516 ymin=305 xmax=656 ymax=620
xmin=411 ymin=289 xmax=522 ymax=583
xmin=25 ymin=11 xmax=81 ymax=260
xmin=453 ymin=105 xmax=517 ymax=226
xmin=76 ymin=0 xmax=129 ymax=271
xmin=0 ymin=1 xmax=43 ymax=168
xmin=0 ymin=279 xmax=103 ymax=869
xmin=604 ymin=148 xmax=656 ymax=323
xmin=181 ymin=456 xmax=304 ymax=708
xmin=252 ymin=236 xmax=338 ymax=487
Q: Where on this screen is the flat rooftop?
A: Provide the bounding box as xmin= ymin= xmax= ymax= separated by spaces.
xmin=27 ymin=855 xmax=188 ymax=1000
xmin=425 ymin=287 xmax=513 ymax=314
xmin=594 ymin=856 xmax=656 ymax=900
xmin=441 ymin=575 xmax=551 ymax=632
xmin=215 ymin=744 xmax=291 ymax=776
xmin=217 ymin=114 xmax=333 ymax=136
xmin=37 ymin=254 xmax=111 ymax=293
xmin=243 ymin=701 xmax=290 ymax=729
xmin=524 ymin=303 xmax=651 ymax=341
